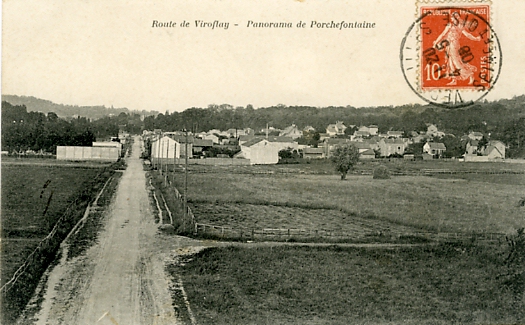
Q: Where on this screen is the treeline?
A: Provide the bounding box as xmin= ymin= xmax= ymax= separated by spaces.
xmin=1 ymin=102 xmax=126 ymax=154
xmin=2 ymin=94 xmax=158 ymax=120
xmin=144 ymin=97 xmax=525 ymax=158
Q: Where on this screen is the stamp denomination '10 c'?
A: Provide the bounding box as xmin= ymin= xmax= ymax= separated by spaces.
xmin=401 ymin=4 xmax=502 ymax=108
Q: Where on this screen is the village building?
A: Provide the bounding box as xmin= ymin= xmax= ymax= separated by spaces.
xmin=326 ymin=121 xmax=347 ymax=137
xmin=279 ymin=124 xmax=303 ymax=139
xmin=426 ymin=124 xmax=445 ymax=138
xmin=235 ymin=136 xmax=297 ymax=165
xmin=360 ymin=149 xmax=376 ymax=159
xmin=423 ymin=142 xmax=447 ymax=157
xmin=379 ymin=138 xmax=406 ymax=157
xmin=303 ymin=147 xmax=325 ymax=159
xmin=386 ymin=131 xmax=404 ymax=139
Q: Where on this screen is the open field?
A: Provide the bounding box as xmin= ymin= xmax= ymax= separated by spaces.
xmin=1 ymin=161 xmax=117 ymax=323
xmin=168 ymin=244 xmax=524 ymax=325
xmin=167 ymin=162 xmax=525 ymax=235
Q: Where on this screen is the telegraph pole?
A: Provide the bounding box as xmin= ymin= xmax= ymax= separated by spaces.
xmin=183 ymin=129 xmax=188 ymax=224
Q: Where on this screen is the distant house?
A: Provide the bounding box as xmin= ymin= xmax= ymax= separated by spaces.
xmin=348 ymin=141 xmax=373 ymax=153
xmin=368 ymin=125 xmax=379 ymax=136
xmin=465 ymin=140 xmax=479 ymax=155
xmin=322 ymin=138 xmax=350 ymax=158
xmin=238 ymin=135 xmax=257 ymax=146
xmin=484 ymin=140 xmax=506 ymax=159
xmin=93 ymin=141 xmax=123 ymax=157
xmin=386 ymin=131 xmax=404 ymax=138
xmin=426 ymin=124 xmax=445 ymax=138
xmin=423 ymin=142 xmax=446 ymax=157
xmin=193 ymin=139 xmax=214 ymax=156
xmin=303 ymin=147 xmax=325 ymax=159
xmin=464 ymin=140 xmax=506 ymax=160
xmin=360 ymin=149 xmax=376 ymax=159
xmin=468 ymin=131 xmax=484 ymax=141
xmin=235 ymin=136 xmax=297 ymax=165
xmin=279 ymin=124 xmax=303 ymax=139
xmin=353 ymin=130 xmax=370 ymax=139
xmin=172 ymin=135 xmax=194 ymax=158
xmin=326 ymin=121 xmax=347 ymax=137
xmin=201 ymin=133 xmax=220 ymax=144
xmin=379 ymin=138 xmax=406 ymax=157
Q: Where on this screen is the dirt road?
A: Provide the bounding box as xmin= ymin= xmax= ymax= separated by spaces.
xmin=31 ymin=137 xmax=180 ymax=325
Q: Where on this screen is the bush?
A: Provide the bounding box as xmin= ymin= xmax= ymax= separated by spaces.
xmin=373 ymin=165 xmax=390 ymax=179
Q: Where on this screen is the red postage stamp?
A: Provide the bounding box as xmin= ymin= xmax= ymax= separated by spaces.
xmin=419 ymin=5 xmax=491 ymax=90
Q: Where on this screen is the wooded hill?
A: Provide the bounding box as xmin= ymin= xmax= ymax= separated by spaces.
xmin=1 ymin=95 xmax=158 ymax=120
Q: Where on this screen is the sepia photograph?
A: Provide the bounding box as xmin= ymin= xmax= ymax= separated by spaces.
xmin=1 ymin=0 xmax=525 ymax=324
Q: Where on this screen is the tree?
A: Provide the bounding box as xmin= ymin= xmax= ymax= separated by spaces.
xmin=330 ymin=144 xmax=360 ymax=180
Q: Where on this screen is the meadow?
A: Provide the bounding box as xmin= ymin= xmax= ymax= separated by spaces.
xmin=169 ymin=161 xmax=525 ymax=235
xmin=168 ymin=243 xmax=524 ymax=325
xmin=1 ymin=161 xmax=115 ymax=323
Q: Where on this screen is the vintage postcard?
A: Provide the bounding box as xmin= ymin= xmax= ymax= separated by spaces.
xmin=2 ymin=1 xmax=525 ymax=324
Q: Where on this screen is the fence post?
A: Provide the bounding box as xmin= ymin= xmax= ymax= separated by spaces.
xmin=288 ymin=229 xmax=290 ymax=237
xmin=252 ymin=229 xmax=255 ymax=239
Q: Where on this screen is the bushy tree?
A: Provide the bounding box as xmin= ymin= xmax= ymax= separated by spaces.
xmin=373 ymin=165 xmax=391 ymax=179
xmin=330 ymin=144 xmax=359 ymax=180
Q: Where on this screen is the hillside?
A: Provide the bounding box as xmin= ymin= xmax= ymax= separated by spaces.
xmin=1 ymin=95 xmax=158 ymax=120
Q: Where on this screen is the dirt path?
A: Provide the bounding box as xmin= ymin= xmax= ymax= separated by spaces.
xmin=31 ymin=137 xmax=180 ymax=325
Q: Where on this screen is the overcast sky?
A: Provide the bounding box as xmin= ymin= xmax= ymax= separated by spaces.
xmin=2 ymin=0 xmax=524 ymax=112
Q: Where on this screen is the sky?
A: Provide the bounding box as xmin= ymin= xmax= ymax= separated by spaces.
xmin=2 ymin=0 xmax=525 ymax=112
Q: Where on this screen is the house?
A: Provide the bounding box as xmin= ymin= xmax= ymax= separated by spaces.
xmin=279 ymin=124 xmax=303 ymax=139
xmin=171 ymin=135 xmax=193 ymax=158
xmin=368 ymin=125 xmax=379 ymax=136
xmin=360 ymin=149 xmax=376 ymax=159
xmin=322 ymin=138 xmax=350 ymax=158
xmin=326 ymin=121 xmax=347 ymax=137
xmin=303 ymin=147 xmax=325 ymax=159
xmin=386 ymin=131 xmax=404 ymax=138
xmin=201 ymin=133 xmax=220 ymax=144
xmin=468 ymin=131 xmax=484 ymax=141
xmin=353 ymin=130 xmax=370 ymax=139
xmin=226 ymin=129 xmax=245 ymax=137
xmin=151 ymin=136 xmax=181 ymax=162
xmin=465 ymin=140 xmax=479 ymax=155
xmin=379 ymin=138 xmax=406 ymax=157
xmin=426 ymin=124 xmax=445 ymax=138
xmin=484 ymin=140 xmax=506 ymax=159
xmin=238 ymin=135 xmax=257 ymax=145
xmin=348 ymin=141 xmax=373 ymax=153
xmin=235 ymin=136 xmax=297 ymax=165
xmin=93 ymin=141 xmax=123 ymax=157
xmin=423 ymin=142 xmax=446 ymax=157
xmin=193 ymin=139 xmax=214 ymax=156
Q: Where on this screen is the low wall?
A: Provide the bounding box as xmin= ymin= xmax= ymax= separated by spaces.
xmin=56 ymin=146 xmax=119 ymax=162
xmin=152 ymin=157 xmax=250 ymax=166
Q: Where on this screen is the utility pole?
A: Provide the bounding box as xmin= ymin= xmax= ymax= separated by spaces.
xmin=184 ymin=129 xmax=188 ymax=226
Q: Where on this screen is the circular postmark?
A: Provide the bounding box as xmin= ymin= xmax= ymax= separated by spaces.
xmin=400 ymin=6 xmax=502 ymax=108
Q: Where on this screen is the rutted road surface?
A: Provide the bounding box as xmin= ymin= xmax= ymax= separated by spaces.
xmin=32 ymin=137 xmax=181 ymax=325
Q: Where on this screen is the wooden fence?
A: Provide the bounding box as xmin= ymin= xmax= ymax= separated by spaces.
xmin=192 ymin=222 xmax=507 ymax=242
xmin=161 ymin=171 xmax=509 ymax=243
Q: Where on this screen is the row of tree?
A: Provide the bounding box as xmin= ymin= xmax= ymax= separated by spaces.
xmin=142 ymin=97 xmax=525 ymax=158
xmin=1 ymin=102 xmax=123 ymax=154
